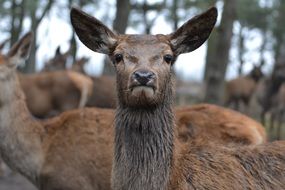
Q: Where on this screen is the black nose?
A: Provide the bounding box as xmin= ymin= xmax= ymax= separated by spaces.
xmin=133 ymin=70 xmax=155 ymax=85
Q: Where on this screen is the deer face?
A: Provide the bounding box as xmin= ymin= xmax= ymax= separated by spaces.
xmin=111 ymin=35 xmax=174 ymax=107
xmin=0 ymin=32 xmax=33 ymax=80
xmin=71 ymin=7 xmax=217 ymax=107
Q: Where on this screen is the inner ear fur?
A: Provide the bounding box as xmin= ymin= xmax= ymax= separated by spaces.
xmin=70 ymin=7 xmax=117 ymax=54
xmin=169 ymin=7 xmax=217 ymax=55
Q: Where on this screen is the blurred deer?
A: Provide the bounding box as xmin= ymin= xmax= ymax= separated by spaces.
xmin=225 ymin=65 xmax=263 ymax=112
xmin=260 ymin=63 xmax=285 ymax=122
xmin=71 ymin=56 xmax=89 ymax=74
xmin=42 ymin=46 xmax=70 ymax=71
xmin=19 ymin=70 xmax=93 ymax=118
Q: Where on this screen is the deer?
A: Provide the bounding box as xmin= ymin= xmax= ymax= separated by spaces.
xmin=224 ymin=65 xmax=263 ymax=112
xmin=18 ymin=70 xmax=93 ymax=118
xmin=270 ymin=83 xmax=285 ymax=139
xmin=71 ymin=56 xmax=89 ymax=74
xmin=257 ymin=63 xmax=285 ymax=139
xmin=71 ymin=6 xmax=285 ymax=190
xmin=42 ymin=46 xmax=70 ymax=71
xmin=0 ymin=31 xmax=268 ymax=189
xmin=0 ymin=32 xmax=117 ymax=190
xmin=43 ymin=50 xmax=117 ymax=109
xmin=175 ymin=104 xmax=266 ymax=145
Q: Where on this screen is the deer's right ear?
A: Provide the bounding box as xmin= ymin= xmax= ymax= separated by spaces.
xmin=169 ymin=7 xmax=217 ymax=55
xmin=7 ymin=32 xmax=33 ymax=67
xmin=70 ymin=7 xmax=117 ymax=54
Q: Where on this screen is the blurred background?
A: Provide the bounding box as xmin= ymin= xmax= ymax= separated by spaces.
xmin=0 ymin=0 xmax=285 ymax=189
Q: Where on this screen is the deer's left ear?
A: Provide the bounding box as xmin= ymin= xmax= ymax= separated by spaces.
xmin=7 ymin=32 xmax=33 ymax=67
xmin=70 ymin=7 xmax=118 ymax=54
xmin=169 ymin=7 xmax=217 ymax=55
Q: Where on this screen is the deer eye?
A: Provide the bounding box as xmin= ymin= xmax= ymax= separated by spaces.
xmin=114 ymin=54 xmax=123 ymax=64
xmin=163 ymin=54 xmax=173 ymax=64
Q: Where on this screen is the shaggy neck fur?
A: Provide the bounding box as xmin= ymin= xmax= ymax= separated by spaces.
xmin=0 ymin=72 xmax=44 ymax=185
xmin=112 ymin=74 xmax=175 ymax=190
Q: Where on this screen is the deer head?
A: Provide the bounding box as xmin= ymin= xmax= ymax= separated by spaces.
xmin=71 ymin=7 xmax=217 ymax=108
xmin=0 ymin=32 xmax=33 ymax=80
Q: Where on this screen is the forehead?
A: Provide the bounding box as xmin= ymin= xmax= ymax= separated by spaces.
xmin=115 ymin=34 xmax=172 ymax=55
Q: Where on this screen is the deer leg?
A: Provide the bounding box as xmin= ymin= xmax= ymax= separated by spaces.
xmin=270 ymin=112 xmax=276 ymax=139
xmin=276 ymin=110 xmax=284 ymax=140
xmin=234 ymin=99 xmax=240 ymax=111
xmin=260 ymin=110 xmax=266 ymax=125
xmin=242 ymin=96 xmax=250 ymax=114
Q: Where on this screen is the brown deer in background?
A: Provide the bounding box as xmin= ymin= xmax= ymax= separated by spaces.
xmin=71 ymin=7 xmax=284 ymax=190
xmin=0 ymin=30 xmax=268 ymax=189
xmin=258 ymin=63 xmax=285 ymax=139
xmin=71 ymin=56 xmax=89 ymax=74
xmin=225 ymin=65 xmax=263 ymax=112
xmin=71 ymin=57 xmax=117 ymax=108
xmin=271 ymin=83 xmax=285 ymax=139
xmin=42 ymin=46 xmax=70 ymax=71
xmin=42 ymin=45 xmax=117 ymax=108
xmin=19 ymin=70 xmax=93 ymax=118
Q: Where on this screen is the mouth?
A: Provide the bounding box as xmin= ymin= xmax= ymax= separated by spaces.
xmin=130 ymin=85 xmax=155 ymax=98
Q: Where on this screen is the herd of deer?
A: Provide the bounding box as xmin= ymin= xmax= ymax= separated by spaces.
xmin=0 ymin=6 xmax=284 ymax=190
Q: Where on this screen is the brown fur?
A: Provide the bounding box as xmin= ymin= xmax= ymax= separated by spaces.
xmin=42 ymin=46 xmax=70 ymax=71
xmin=71 ymin=6 xmax=285 ymax=190
xmin=19 ymin=70 xmax=93 ymax=118
xmin=176 ymin=104 xmax=266 ymax=145
xmin=267 ymin=83 xmax=285 ymax=139
xmin=71 ymin=57 xmax=117 ymax=108
xmin=225 ymin=66 xmax=263 ymax=111
xmin=86 ymin=75 xmax=117 ymax=108
xmin=71 ymin=56 xmax=89 ymax=74
xmin=42 ymin=53 xmax=117 ymax=109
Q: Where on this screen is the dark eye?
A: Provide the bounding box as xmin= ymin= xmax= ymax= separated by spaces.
xmin=114 ymin=54 xmax=123 ymax=64
xmin=163 ymin=54 xmax=173 ymax=64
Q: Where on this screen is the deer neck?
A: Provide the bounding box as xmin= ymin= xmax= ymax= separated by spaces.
xmin=113 ymin=85 xmax=175 ymax=190
xmin=0 ymin=72 xmax=44 ymax=184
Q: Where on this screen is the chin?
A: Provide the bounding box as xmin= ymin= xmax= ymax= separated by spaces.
xmin=126 ymin=87 xmax=159 ymax=108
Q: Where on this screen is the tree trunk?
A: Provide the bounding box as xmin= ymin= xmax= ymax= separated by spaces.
xmin=103 ymin=0 xmax=130 ymax=76
xmin=238 ymin=26 xmax=245 ymax=75
xmin=21 ymin=0 xmax=53 ymax=73
xmin=10 ymin=0 xmax=25 ymax=47
xmin=203 ymin=0 xmax=237 ymax=105
xmin=171 ymin=0 xmax=178 ymax=30
xmin=259 ymin=31 xmax=267 ymax=67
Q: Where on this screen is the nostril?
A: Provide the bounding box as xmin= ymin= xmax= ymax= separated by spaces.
xmin=133 ymin=70 xmax=155 ymax=85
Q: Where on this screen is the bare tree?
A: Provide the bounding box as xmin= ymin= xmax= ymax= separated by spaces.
xmin=103 ymin=0 xmax=131 ymax=75
xmin=204 ymin=0 xmax=237 ymax=104
xmin=10 ymin=0 xmax=26 ymax=46
xmin=21 ymin=0 xmax=54 ymax=73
